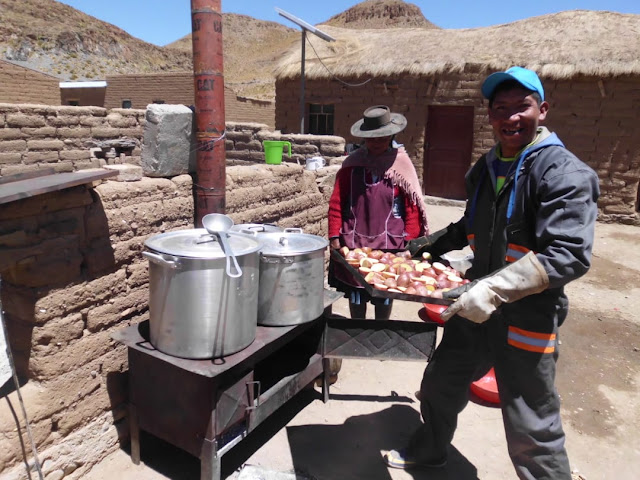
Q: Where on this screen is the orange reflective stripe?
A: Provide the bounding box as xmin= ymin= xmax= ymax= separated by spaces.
xmin=507 ymin=243 xmax=531 ymax=254
xmin=508 ymin=338 xmax=556 ymax=354
xmin=467 ymin=234 xmax=475 ymax=251
xmin=508 ymin=326 xmax=556 ymax=354
xmin=505 ymin=244 xmax=534 ymax=263
xmin=510 ymin=326 xmax=556 ymax=341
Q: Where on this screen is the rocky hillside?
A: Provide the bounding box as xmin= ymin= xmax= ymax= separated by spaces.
xmin=323 ymin=0 xmax=437 ymax=29
xmin=165 ymin=14 xmax=298 ymax=101
xmin=0 ymin=0 xmax=192 ymax=80
xmin=0 ymin=0 xmax=432 ymax=100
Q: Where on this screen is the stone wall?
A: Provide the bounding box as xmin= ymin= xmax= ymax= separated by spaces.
xmin=0 ymin=61 xmax=60 ymax=106
xmin=0 ymin=159 xmax=336 ymax=479
xmin=276 ymin=67 xmax=640 ymax=224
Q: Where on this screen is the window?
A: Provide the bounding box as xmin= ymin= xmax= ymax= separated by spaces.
xmin=152 ymin=99 xmax=165 ymax=104
xmin=122 ymin=99 xmax=132 ymax=109
xmin=308 ymin=103 xmax=334 ymax=135
xmin=67 ymin=100 xmax=79 ymax=106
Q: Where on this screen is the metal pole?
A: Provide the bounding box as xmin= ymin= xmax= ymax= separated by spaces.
xmin=191 ymin=0 xmax=226 ymax=226
xmin=299 ymin=29 xmax=306 ymax=134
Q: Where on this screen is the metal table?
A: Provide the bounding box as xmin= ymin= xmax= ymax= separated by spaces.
xmin=112 ymin=290 xmax=438 ymax=480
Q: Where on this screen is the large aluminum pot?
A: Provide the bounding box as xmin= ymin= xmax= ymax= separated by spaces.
xmin=257 ymin=232 xmax=329 ymax=326
xmin=143 ymin=229 xmax=261 ymax=359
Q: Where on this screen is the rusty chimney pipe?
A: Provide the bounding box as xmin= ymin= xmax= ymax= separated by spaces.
xmin=191 ymin=0 xmax=226 ymax=227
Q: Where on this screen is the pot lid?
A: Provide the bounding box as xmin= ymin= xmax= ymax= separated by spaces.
xmin=258 ymin=232 xmax=329 ymax=256
xmin=230 ymin=223 xmax=283 ymax=234
xmin=144 ymin=228 xmax=261 ymax=258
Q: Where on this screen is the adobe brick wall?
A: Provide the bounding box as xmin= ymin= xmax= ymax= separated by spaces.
xmin=0 ymin=61 xmax=60 ymax=106
xmin=276 ymin=67 xmax=640 ymax=224
xmin=0 ymin=104 xmax=145 ymax=177
xmin=225 ymin=121 xmax=346 ymax=167
xmin=0 ymin=159 xmax=336 ymax=478
xmin=0 ymin=105 xmax=345 ymax=181
xmin=104 ymin=72 xmax=276 ymax=128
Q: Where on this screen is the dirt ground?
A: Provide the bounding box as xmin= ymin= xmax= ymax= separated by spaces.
xmin=83 ymin=203 xmax=640 ymax=480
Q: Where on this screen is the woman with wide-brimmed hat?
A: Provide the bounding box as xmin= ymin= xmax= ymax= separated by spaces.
xmin=328 ymin=105 xmax=430 ymax=320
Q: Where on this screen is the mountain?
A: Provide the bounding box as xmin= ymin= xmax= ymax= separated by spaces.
xmin=323 ymin=0 xmax=438 ymax=29
xmin=0 ymin=0 xmax=192 ymax=80
xmin=0 ymin=0 xmax=431 ymax=101
xmin=165 ymin=14 xmax=298 ymax=101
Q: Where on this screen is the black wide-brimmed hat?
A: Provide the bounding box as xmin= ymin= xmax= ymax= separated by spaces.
xmin=350 ymin=105 xmax=407 ymax=138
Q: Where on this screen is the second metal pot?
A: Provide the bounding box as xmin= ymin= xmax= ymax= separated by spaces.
xmin=257 ymin=232 xmax=329 ymax=326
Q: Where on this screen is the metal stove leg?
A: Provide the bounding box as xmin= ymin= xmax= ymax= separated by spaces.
xmin=322 ymin=357 xmax=330 ymax=403
xmin=129 ymin=403 xmax=140 ymax=465
xmin=200 ymin=437 xmax=220 ymax=480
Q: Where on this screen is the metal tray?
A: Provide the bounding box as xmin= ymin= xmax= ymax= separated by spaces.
xmin=330 ymin=249 xmax=453 ymax=306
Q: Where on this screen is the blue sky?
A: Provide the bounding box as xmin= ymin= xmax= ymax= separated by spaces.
xmin=57 ymin=0 xmax=640 ymax=47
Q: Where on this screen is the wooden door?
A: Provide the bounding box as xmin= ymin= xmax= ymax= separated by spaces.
xmin=423 ymin=106 xmax=474 ymax=200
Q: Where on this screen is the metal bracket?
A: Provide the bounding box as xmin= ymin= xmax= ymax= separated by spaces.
xmin=245 ymin=380 xmax=261 ymax=410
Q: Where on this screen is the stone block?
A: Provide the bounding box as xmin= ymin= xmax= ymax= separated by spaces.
xmin=141 ymin=104 xmax=196 ymax=177
xmin=103 ymin=163 xmax=143 ymax=182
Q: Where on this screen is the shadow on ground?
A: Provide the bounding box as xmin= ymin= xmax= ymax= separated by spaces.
xmin=287 ymin=402 xmax=479 ymax=480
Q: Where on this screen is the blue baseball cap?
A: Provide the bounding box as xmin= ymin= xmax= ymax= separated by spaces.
xmin=481 ymin=66 xmax=545 ymax=101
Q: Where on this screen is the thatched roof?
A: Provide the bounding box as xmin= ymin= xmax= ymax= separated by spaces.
xmin=275 ymin=10 xmax=640 ymax=80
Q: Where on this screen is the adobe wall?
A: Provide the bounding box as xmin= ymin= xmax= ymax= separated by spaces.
xmin=0 ymin=104 xmax=345 ymax=181
xmin=0 ymin=163 xmax=338 ymax=479
xmin=0 ymin=104 xmax=145 ymax=178
xmin=104 ymin=73 xmax=276 ymax=128
xmin=0 ymin=61 xmax=60 ymax=106
xmin=0 ymin=103 xmax=345 ymax=478
xmin=275 ymin=68 xmax=640 ymax=224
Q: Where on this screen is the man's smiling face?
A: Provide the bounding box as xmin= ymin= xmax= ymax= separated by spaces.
xmin=488 ymin=86 xmax=549 ymax=157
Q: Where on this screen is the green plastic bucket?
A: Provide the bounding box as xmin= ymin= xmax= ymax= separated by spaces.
xmin=263 ymin=140 xmax=292 ymax=165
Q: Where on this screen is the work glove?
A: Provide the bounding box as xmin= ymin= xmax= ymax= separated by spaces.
xmin=407 ymin=227 xmax=450 ymax=258
xmin=441 ymin=251 xmax=549 ymax=324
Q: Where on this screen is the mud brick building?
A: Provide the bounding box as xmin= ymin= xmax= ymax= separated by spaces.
xmin=275 ymin=11 xmax=640 ymax=223
xmin=0 ymin=60 xmax=60 ymax=106
xmin=104 ymin=72 xmax=275 ymax=128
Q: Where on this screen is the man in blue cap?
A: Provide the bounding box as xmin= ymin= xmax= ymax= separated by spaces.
xmin=384 ymin=67 xmax=600 ymax=479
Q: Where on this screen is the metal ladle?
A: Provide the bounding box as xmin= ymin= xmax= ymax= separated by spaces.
xmin=202 ymin=213 xmax=242 ymax=278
